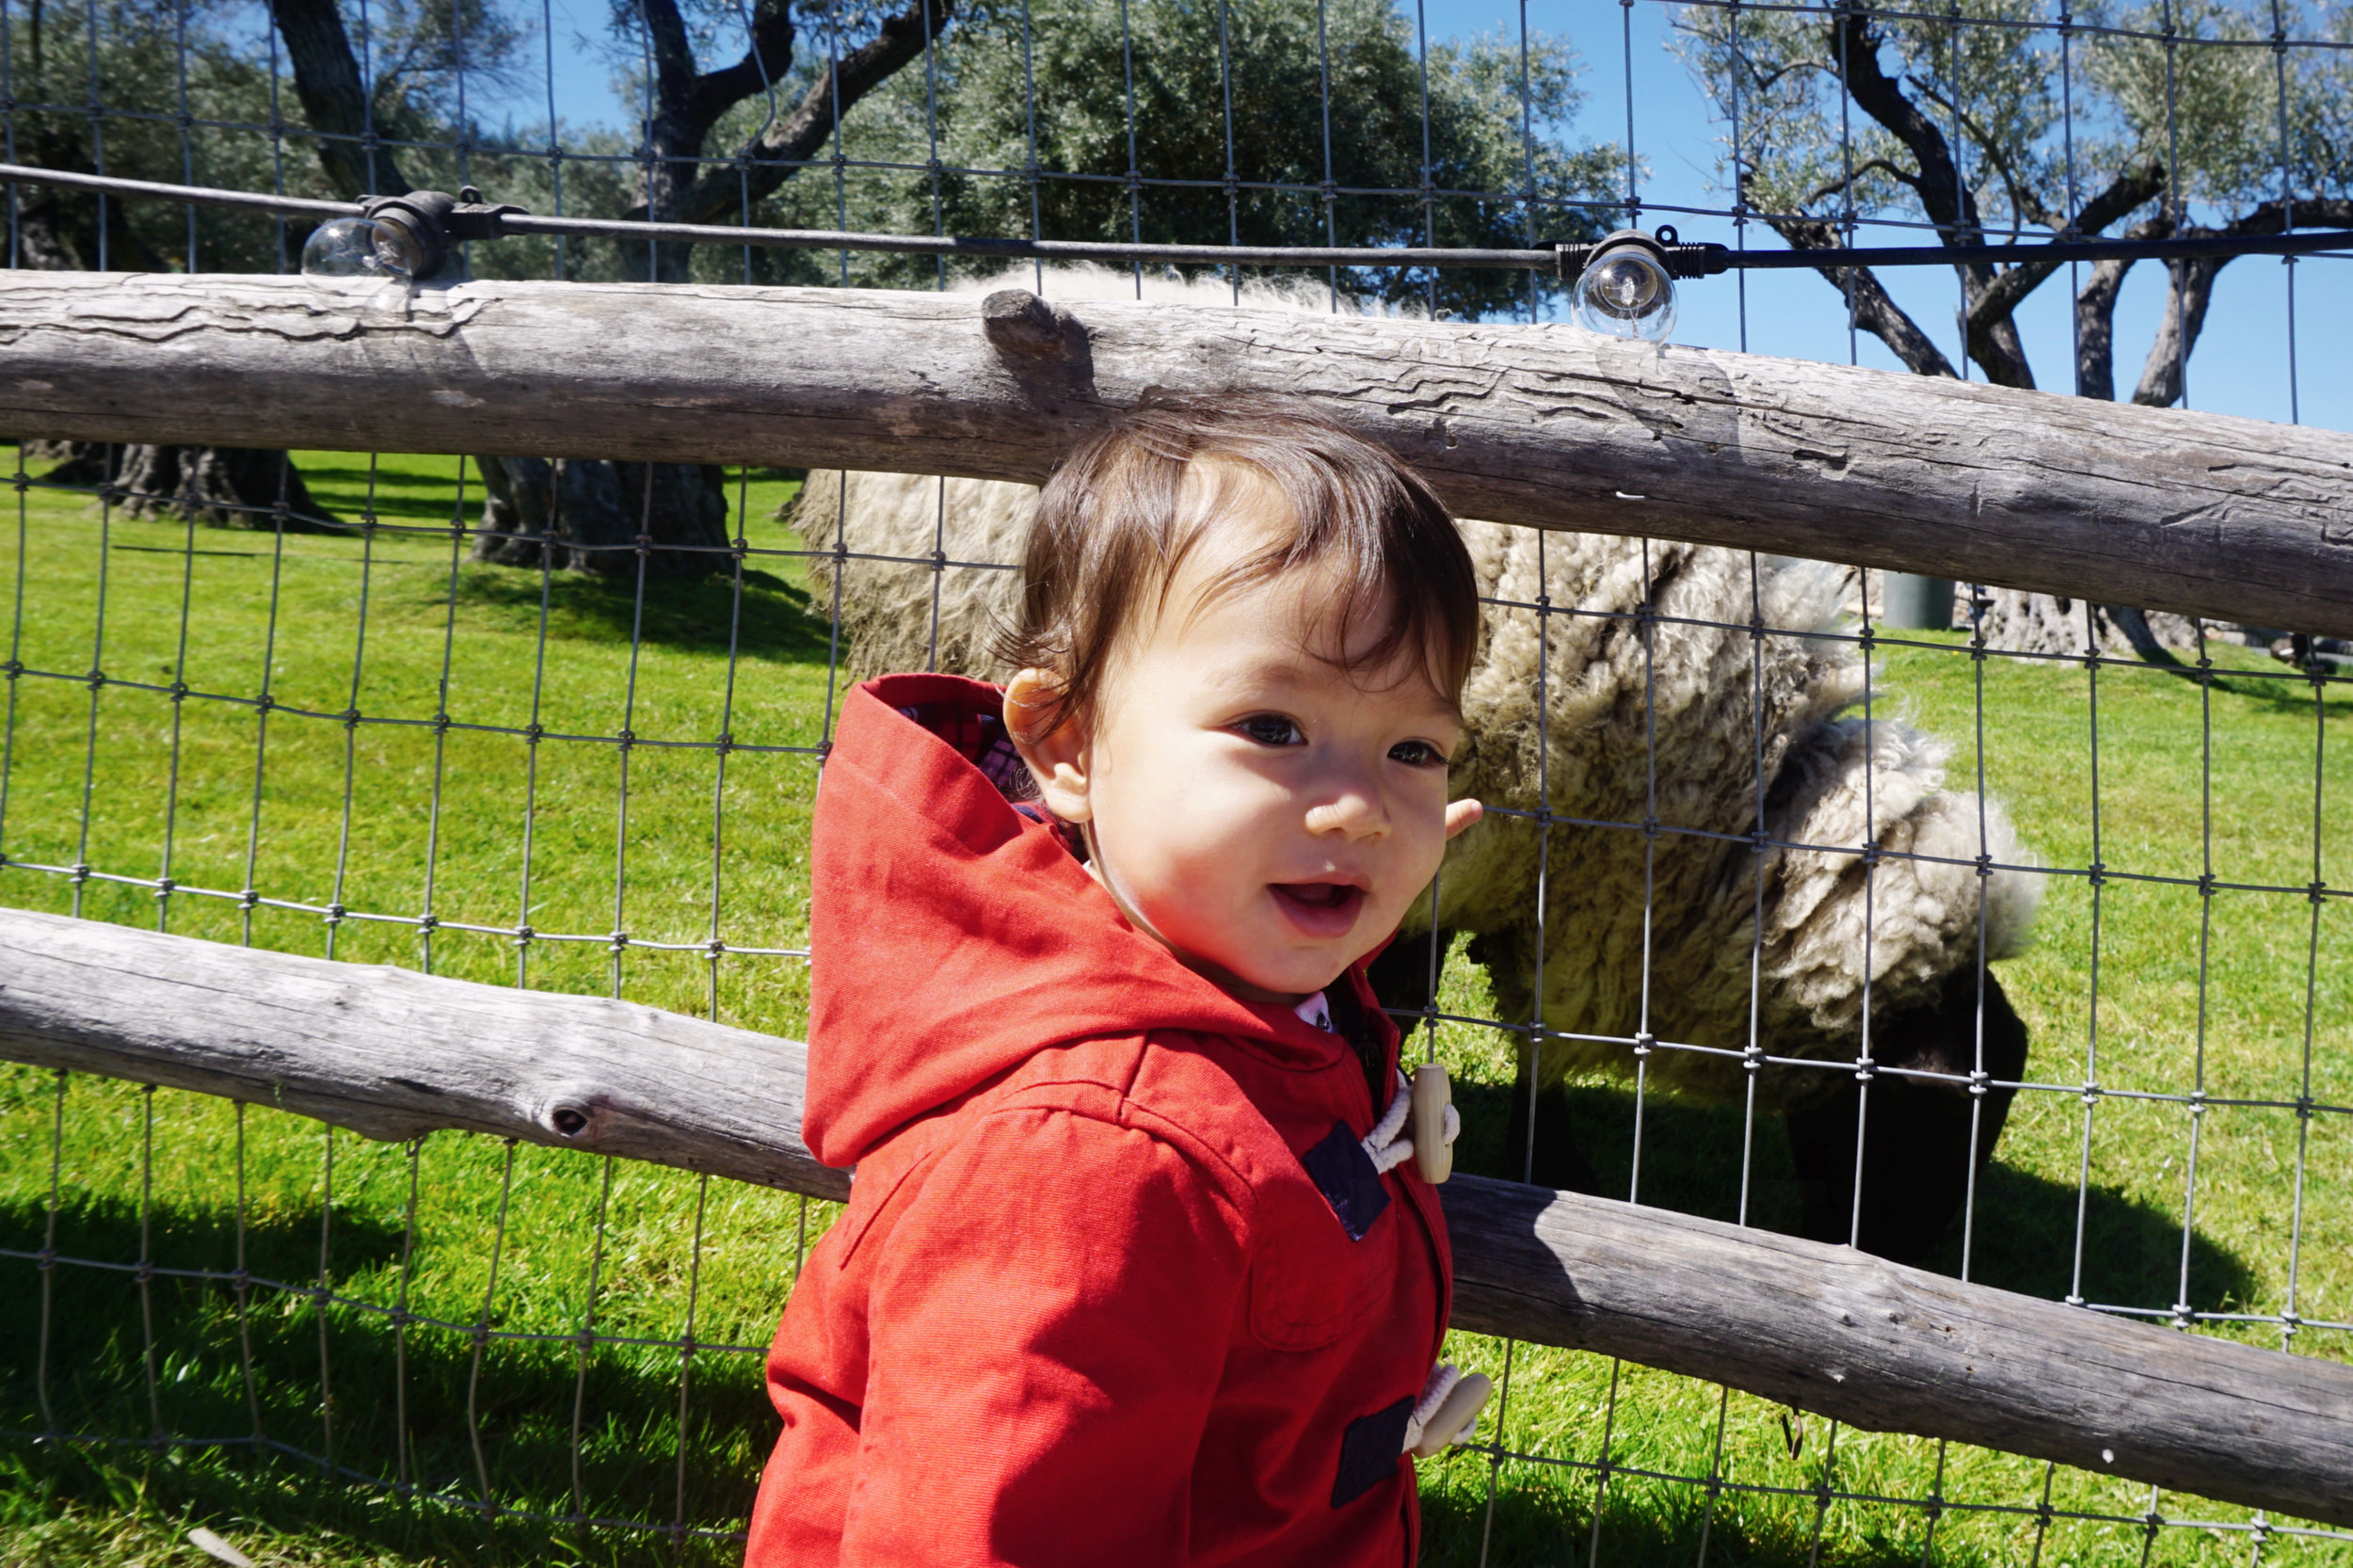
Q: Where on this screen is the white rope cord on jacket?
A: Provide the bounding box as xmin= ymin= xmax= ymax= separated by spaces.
xmin=1353 ymin=1067 xmax=1486 ymax=1455
xmin=1402 ymin=1360 xmax=1491 ymax=1456
xmin=1362 ymin=1069 xmax=1460 ymax=1176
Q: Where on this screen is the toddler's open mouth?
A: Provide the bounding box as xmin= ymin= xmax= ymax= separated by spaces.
xmin=1270 ymin=881 xmax=1367 ymax=937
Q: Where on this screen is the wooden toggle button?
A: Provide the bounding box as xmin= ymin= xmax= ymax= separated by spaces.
xmin=1409 ymin=1371 xmax=1492 ymax=1458
xmin=1411 ymin=1062 xmax=1452 ymax=1185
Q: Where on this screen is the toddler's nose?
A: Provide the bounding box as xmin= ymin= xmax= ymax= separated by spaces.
xmin=1305 ymin=790 xmax=1387 ymax=840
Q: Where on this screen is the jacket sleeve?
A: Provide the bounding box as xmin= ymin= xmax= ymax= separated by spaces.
xmin=837 ymin=1101 xmax=1252 ymax=1568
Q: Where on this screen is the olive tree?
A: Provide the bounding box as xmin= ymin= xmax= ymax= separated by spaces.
xmin=1673 ymin=0 xmax=2352 ymax=654
xmin=756 ymin=0 xmax=1621 ymax=321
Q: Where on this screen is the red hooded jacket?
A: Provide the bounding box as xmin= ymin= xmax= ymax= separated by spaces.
xmin=746 ymin=673 xmax=1453 ymax=1567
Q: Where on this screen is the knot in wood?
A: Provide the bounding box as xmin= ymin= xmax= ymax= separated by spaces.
xmin=981 ymin=289 xmax=1080 ymax=362
xmin=538 ymin=1080 xmax=608 ymax=1140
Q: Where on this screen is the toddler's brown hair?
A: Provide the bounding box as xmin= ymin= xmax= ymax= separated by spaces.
xmin=997 ymin=391 xmax=1480 ymax=736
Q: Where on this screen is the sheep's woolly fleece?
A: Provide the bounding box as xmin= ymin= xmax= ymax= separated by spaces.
xmin=789 ymin=265 xmax=2039 ymax=1109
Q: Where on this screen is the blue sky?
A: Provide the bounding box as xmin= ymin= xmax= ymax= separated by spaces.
xmin=456 ymin=0 xmax=2347 ymax=432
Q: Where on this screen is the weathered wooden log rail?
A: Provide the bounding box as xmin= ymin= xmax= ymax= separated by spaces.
xmin=0 ymin=906 xmax=2346 ymax=1528
xmin=3 ymin=271 xmax=2350 ymax=637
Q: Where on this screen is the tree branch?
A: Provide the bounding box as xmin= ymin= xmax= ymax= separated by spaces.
xmin=688 ymin=0 xmax=800 ymax=128
xmin=2134 ymin=195 xmax=2353 ymax=407
xmin=1970 ymin=158 xmax=2167 ymax=333
xmin=265 ymin=0 xmax=419 ymax=200
xmin=1795 ymin=155 xmax=1919 ymax=213
xmin=635 ymin=0 xmax=702 ymax=120
xmin=1907 ymin=77 xmax=2057 ymax=237
xmin=1826 ymin=9 xmax=2034 ymax=387
xmin=2073 ymin=215 xmax=2169 ymax=402
xmin=1753 ymin=197 xmax=1960 ymax=379
xmin=665 ymin=0 xmax=954 ymax=229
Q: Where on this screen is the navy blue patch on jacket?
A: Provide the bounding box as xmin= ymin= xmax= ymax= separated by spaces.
xmin=1332 ymin=1396 xmax=1414 ymax=1506
xmin=1302 ymin=1119 xmax=1389 ymax=1240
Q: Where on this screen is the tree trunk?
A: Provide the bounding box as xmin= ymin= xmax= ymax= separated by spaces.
xmin=17 ymin=440 xmax=335 ymax=531
xmin=264 ymin=0 xmax=419 ymax=201
xmin=17 ymin=438 xmax=105 ymax=485
xmin=112 ymin=443 xmax=336 ymax=531
xmin=1967 ymin=589 xmax=2206 ymax=663
xmin=10 ymin=12 xmax=330 ymax=532
xmin=470 ymin=455 xmax=731 ymax=577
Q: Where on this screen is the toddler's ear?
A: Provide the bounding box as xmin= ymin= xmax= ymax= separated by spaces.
xmin=1003 ymin=669 xmax=1093 ymax=824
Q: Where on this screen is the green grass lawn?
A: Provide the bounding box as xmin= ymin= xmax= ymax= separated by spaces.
xmin=1 ymin=450 xmax=2346 ymax=1568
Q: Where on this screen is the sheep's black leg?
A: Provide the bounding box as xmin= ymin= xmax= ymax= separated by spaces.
xmin=1363 ymin=929 xmax=1451 ymax=1019
xmin=1502 ymin=1079 xmax=1601 ymax=1193
xmin=1785 ymin=969 xmax=2030 ymax=1265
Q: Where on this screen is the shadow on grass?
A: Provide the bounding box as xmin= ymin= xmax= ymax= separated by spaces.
xmin=0 ymin=1197 xmax=771 ymax=1563
xmin=1419 ymin=1459 xmax=1989 ymax=1568
xmin=1446 ymin=1077 xmax=2257 ymax=1315
xmin=442 ymin=563 xmax=836 ymax=666
xmin=290 ymin=464 xmax=475 ymax=523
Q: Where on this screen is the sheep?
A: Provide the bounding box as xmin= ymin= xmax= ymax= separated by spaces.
xmin=789 ymin=266 xmax=2041 ymax=1264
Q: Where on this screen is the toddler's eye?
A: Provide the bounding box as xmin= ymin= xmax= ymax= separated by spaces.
xmin=1238 ymin=714 xmax=1305 ymax=747
xmin=1388 ymin=739 xmax=1449 ymax=767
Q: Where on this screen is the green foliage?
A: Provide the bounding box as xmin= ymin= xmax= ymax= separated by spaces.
xmin=5 ymin=0 xmax=300 ymax=271
xmin=1675 ymin=0 xmax=2072 ymax=234
xmin=2084 ymin=0 xmax=2353 ymax=204
xmin=1673 ymin=0 xmax=2350 ymax=232
xmin=738 ymin=0 xmax=1619 ymax=316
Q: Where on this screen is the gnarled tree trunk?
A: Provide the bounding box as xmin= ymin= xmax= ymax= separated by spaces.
xmin=17 ymin=437 xmax=333 ymax=531
xmin=1967 ymin=590 xmax=2206 ymax=664
xmin=470 ymin=455 xmax=731 ymax=577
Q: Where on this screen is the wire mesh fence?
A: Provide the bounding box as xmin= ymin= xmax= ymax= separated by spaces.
xmin=2 ymin=0 xmax=2350 ymax=1561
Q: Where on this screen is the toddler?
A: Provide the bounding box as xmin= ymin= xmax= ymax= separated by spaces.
xmin=746 ymin=393 xmax=1489 ymax=1566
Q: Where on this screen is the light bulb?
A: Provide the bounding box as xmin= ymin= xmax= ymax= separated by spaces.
xmin=300 ymin=216 xmax=419 ymax=279
xmin=1572 ymin=247 xmax=1677 ymax=343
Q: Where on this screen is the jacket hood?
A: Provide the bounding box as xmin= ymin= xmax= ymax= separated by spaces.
xmin=805 ymin=672 xmax=1365 ymax=1168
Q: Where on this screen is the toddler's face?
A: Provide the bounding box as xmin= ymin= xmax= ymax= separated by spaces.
xmin=1009 ymin=512 xmax=1479 ymax=1004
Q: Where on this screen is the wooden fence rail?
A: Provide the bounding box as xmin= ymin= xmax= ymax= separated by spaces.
xmin=2 ymin=271 xmax=2350 ymax=637
xmin=0 ymin=906 xmax=2346 ymax=1528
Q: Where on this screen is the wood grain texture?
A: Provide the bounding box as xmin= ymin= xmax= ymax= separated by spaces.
xmin=1443 ymin=1173 xmax=2353 ymax=1528
xmin=0 ymin=905 xmax=847 ymax=1201
xmin=4 ymin=272 xmax=2349 ymax=636
xmin=0 ymin=907 xmax=2345 ymax=1527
